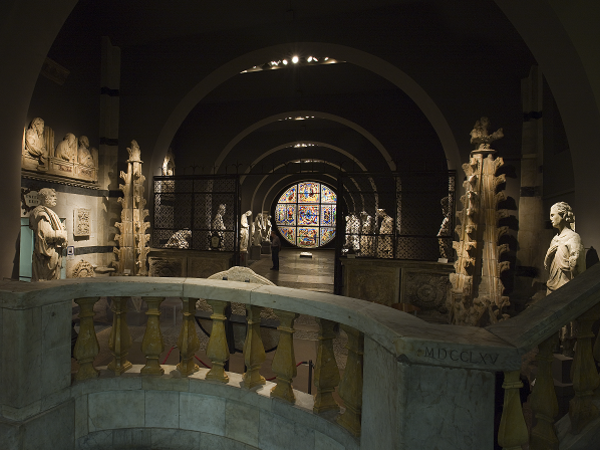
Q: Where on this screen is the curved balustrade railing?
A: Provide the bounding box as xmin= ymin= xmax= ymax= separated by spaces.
xmin=1 ymin=263 xmax=600 ymax=449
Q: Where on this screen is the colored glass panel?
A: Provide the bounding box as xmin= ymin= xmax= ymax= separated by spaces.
xmin=279 ymin=227 xmax=296 ymax=245
xmin=320 ymin=205 xmax=336 ymax=226
xmin=278 ymin=185 xmax=297 ymax=203
xmin=275 ymin=204 xmax=296 ymax=226
xmin=275 ymin=181 xmax=337 ymax=248
xmin=298 ymin=182 xmax=320 ymax=203
xmin=297 ymin=227 xmax=319 ymax=248
xmin=320 ymin=228 xmax=335 ymax=245
xmin=298 ymin=204 xmax=319 ymax=226
xmin=321 ymin=185 xmax=337 ymax=203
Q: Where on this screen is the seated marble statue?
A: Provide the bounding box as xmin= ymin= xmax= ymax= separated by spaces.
xmin=28 ymin=188 xmax=67 ymax=281
xmin=77 ymin=136 xmax=95 ymax=168
xmin=25 ymin=117 xmax=47 ymax=166
xmin=544 ymin=202 xmax=585 ymax=294
xmin=211 ymin=204 xmax=226 ymax=250
xmin=55 ymin=133 xmax=77 ymax=162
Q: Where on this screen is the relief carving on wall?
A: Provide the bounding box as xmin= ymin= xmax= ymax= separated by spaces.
xmin=21 ymin=117 xmax=98 ymax=183
xmin=349 ymin=269 xmax=396 ymax=306
xmin=404 ymin=272 xmax=450 ymax=311
xmin=74 ymin=208 xmax=91 ymax=236
xmin=71 ymin=260 xmax=95 ymax=278
xmin=148 ymin=257 xmax=183 ymax=278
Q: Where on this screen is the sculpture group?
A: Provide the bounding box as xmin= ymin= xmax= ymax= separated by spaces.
xmin=22 ymin=117 xmax=98 ymax=182
xmin=342 ymin=209 xmax=393 ymax=258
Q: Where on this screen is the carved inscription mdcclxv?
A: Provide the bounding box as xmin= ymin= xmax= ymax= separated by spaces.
xmin=420 ymin=347 xmax=499 ymax=365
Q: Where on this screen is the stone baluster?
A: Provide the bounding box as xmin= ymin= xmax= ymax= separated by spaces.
xmin=313 ymin=318 xmax=340 ymax=414
xmin=141 ymin=297 xmax=165 ymax=376
xmin=243 ymin=305 xmax=266 ymax=389
xmin=108 ymin=296 xmax=132 ymax=375
xmin=569 ymin=304 xmax=600 ymax=434
xmin=530 ymin=334 xmax=559 ymax=450
xmin=73 ymin=297 xmax=100 ymax=381
xmin=336 ymin=325 xmax=363 ymax=437
xmin=497 ymin=370 xmax=529 ymax=450
xmin=270 ymin=310 xmax=299 ymax=403
xmin=177 ymin=298 xmax=200 ymax=377
xmin=205 ymin=299 xmax=230 ymax=383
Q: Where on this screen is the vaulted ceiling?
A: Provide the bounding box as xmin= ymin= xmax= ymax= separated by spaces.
xmin=35 ymin=0 xmax=536 ymax=212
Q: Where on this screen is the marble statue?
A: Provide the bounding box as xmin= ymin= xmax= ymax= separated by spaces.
xmin=360 ymin=211 xmax=374 ymax=257
xmin=437 ymin=196 xmax=452 ymax=259
xmin=165 ymin=229 xmax=192 ymax=249
xmin=211 ymin=204 xmax=226 ymax=250
xmin=264 ymin=215 xmax=272 ymax=242
xmin=344 ymin=213 xmax=361 ymax=252
xmin=252 ymin=213 xmax=264 ymax=246
xmin=162 ymin=148 xmax=176 ymax=176
xmin=240 ymin=210 xmax=252 ymax=252
xmin=545 ymin=202 xmax=585 ymax=294
xmin=55 ymin=133 xmax=77 ymax=162
xmin=28 ymin=188 xmax=67 ymax=281
xmin=25 ymin=117 xmax=47 ymax=167
xmin=77 ymin=136 xmax=96 ymax=168
xmin=470 ymin=116 xmax=504 ymax=150
xmin=376 ymin=208 xmax=394 ymax=258
xmin=544 ymin=202 xmax=585 ymax=356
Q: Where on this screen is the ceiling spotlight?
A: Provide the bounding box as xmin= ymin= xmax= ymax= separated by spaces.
xmin=307 ymin=56 xmax=313 ymax=62
xmin=292 ymin=55 xmax=299 ymax=64
xmin=282 ymin=59 xmax=288 ymax=65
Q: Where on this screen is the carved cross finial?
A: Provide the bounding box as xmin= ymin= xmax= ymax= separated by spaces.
xmin=470 ymin=117 xmax=504 ymax=150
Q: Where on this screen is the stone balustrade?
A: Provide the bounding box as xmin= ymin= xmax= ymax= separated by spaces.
xmin=1 ymin=263 xmax=600 ymax=449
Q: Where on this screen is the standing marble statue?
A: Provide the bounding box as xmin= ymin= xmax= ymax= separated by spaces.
xmin=376 ymin=208 xmax=394 ymax=258
xmin=29 ymin=188 xmax=67 ymax=281
xmin=264 ymin=215 xmax=272 ymax=242
xmin=252 ymin=213 xmax=264 ymax=246
xmin=544 ymin=202 xmax=585 ymax=293
xmin=25 ymin=117 xmax=47 ymax=168
xmin=211 ymin=204 xmax=227 ymax=251
xmin=544 ymin=202 xmax=585 ymax=356
xmin=240 ymin=210 xmax=252 ymax=252
xmin=162 ymin=148 xmax=176 ymax=176
xmin=344 ymin=213 xmax=361 ymax=252
xmin=360 ymin=211 xmax=374 ymax=257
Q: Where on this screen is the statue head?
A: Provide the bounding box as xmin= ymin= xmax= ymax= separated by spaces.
xmin=30 ymin=117 xmax=44 ymax=135
xmin=78 ymin=135 xmax=90 ymax=149
xmin=38 ymin=188 xmax=57 ymax=207
xmin=550 ymin=202 xmax=575 ymax=230
xmin=218 ymin=204 xmax=226 ymax=214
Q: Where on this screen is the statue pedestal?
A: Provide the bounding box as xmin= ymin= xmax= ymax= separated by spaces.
xmin=249 ymin=245 xmax=262 ymax=261
xmin=261 ymin=242 xmax=271 ymax=254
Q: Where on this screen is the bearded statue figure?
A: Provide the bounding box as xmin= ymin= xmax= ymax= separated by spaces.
xmin=29 ymin=188 xmax=67 ymax=281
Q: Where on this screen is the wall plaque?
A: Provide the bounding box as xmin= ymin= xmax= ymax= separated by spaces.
xmin=74 ymin=208 xmax=91 ymax=236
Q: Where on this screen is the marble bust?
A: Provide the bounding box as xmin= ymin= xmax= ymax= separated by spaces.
xmin=25 ymin=117 xmax=47 ymax=167
xmin=544 ymin=202 xmax=585 ymax=294
xmin=28 ymin=188 xmax=67 ymax=281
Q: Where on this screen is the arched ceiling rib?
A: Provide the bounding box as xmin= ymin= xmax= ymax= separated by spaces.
xmin=151 ymin=42 xmax=460 ymax=174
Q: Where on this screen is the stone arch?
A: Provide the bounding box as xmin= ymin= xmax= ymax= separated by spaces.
xmin=150 ymin=42 xmax=461 ymax=174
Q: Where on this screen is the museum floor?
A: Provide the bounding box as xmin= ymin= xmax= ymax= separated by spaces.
xmin=79 ymin=248 xmax=346 ymax=397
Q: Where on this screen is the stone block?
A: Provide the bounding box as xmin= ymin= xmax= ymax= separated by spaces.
xmin=151 ymin=428 xmax=202 ymax=449
xmin=225 ymin=400 xmax=260 ymax=447
xmin=23 ymin=401 xmax=74 ymax=450
xmin=0 ymin=420 xmax=21 ymax=450
xmin=113 ymin=428 xmax=152 ymax=448
xmin=88 ymin=391 xmax=145 ymax=431
xmin=1 ymin=307 xmax=42 ymax=410
xmin=179 ymin=392 xmax=226 ymax=435
xmin=145 ymin=391 xmax=179 ymax=428
xmin=258 ymin=410 xmax=315 ymax=450
xmin=315 ymin=431 xmax=345 ymax=450
xmin=76 ymin=430 xmax=113 ymax=450
xmin=75 ymin=394 xmax=88 ymax=440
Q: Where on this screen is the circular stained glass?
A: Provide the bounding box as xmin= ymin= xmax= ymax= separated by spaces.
xmin=274 ymin=181 xmax=337 ymax=248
